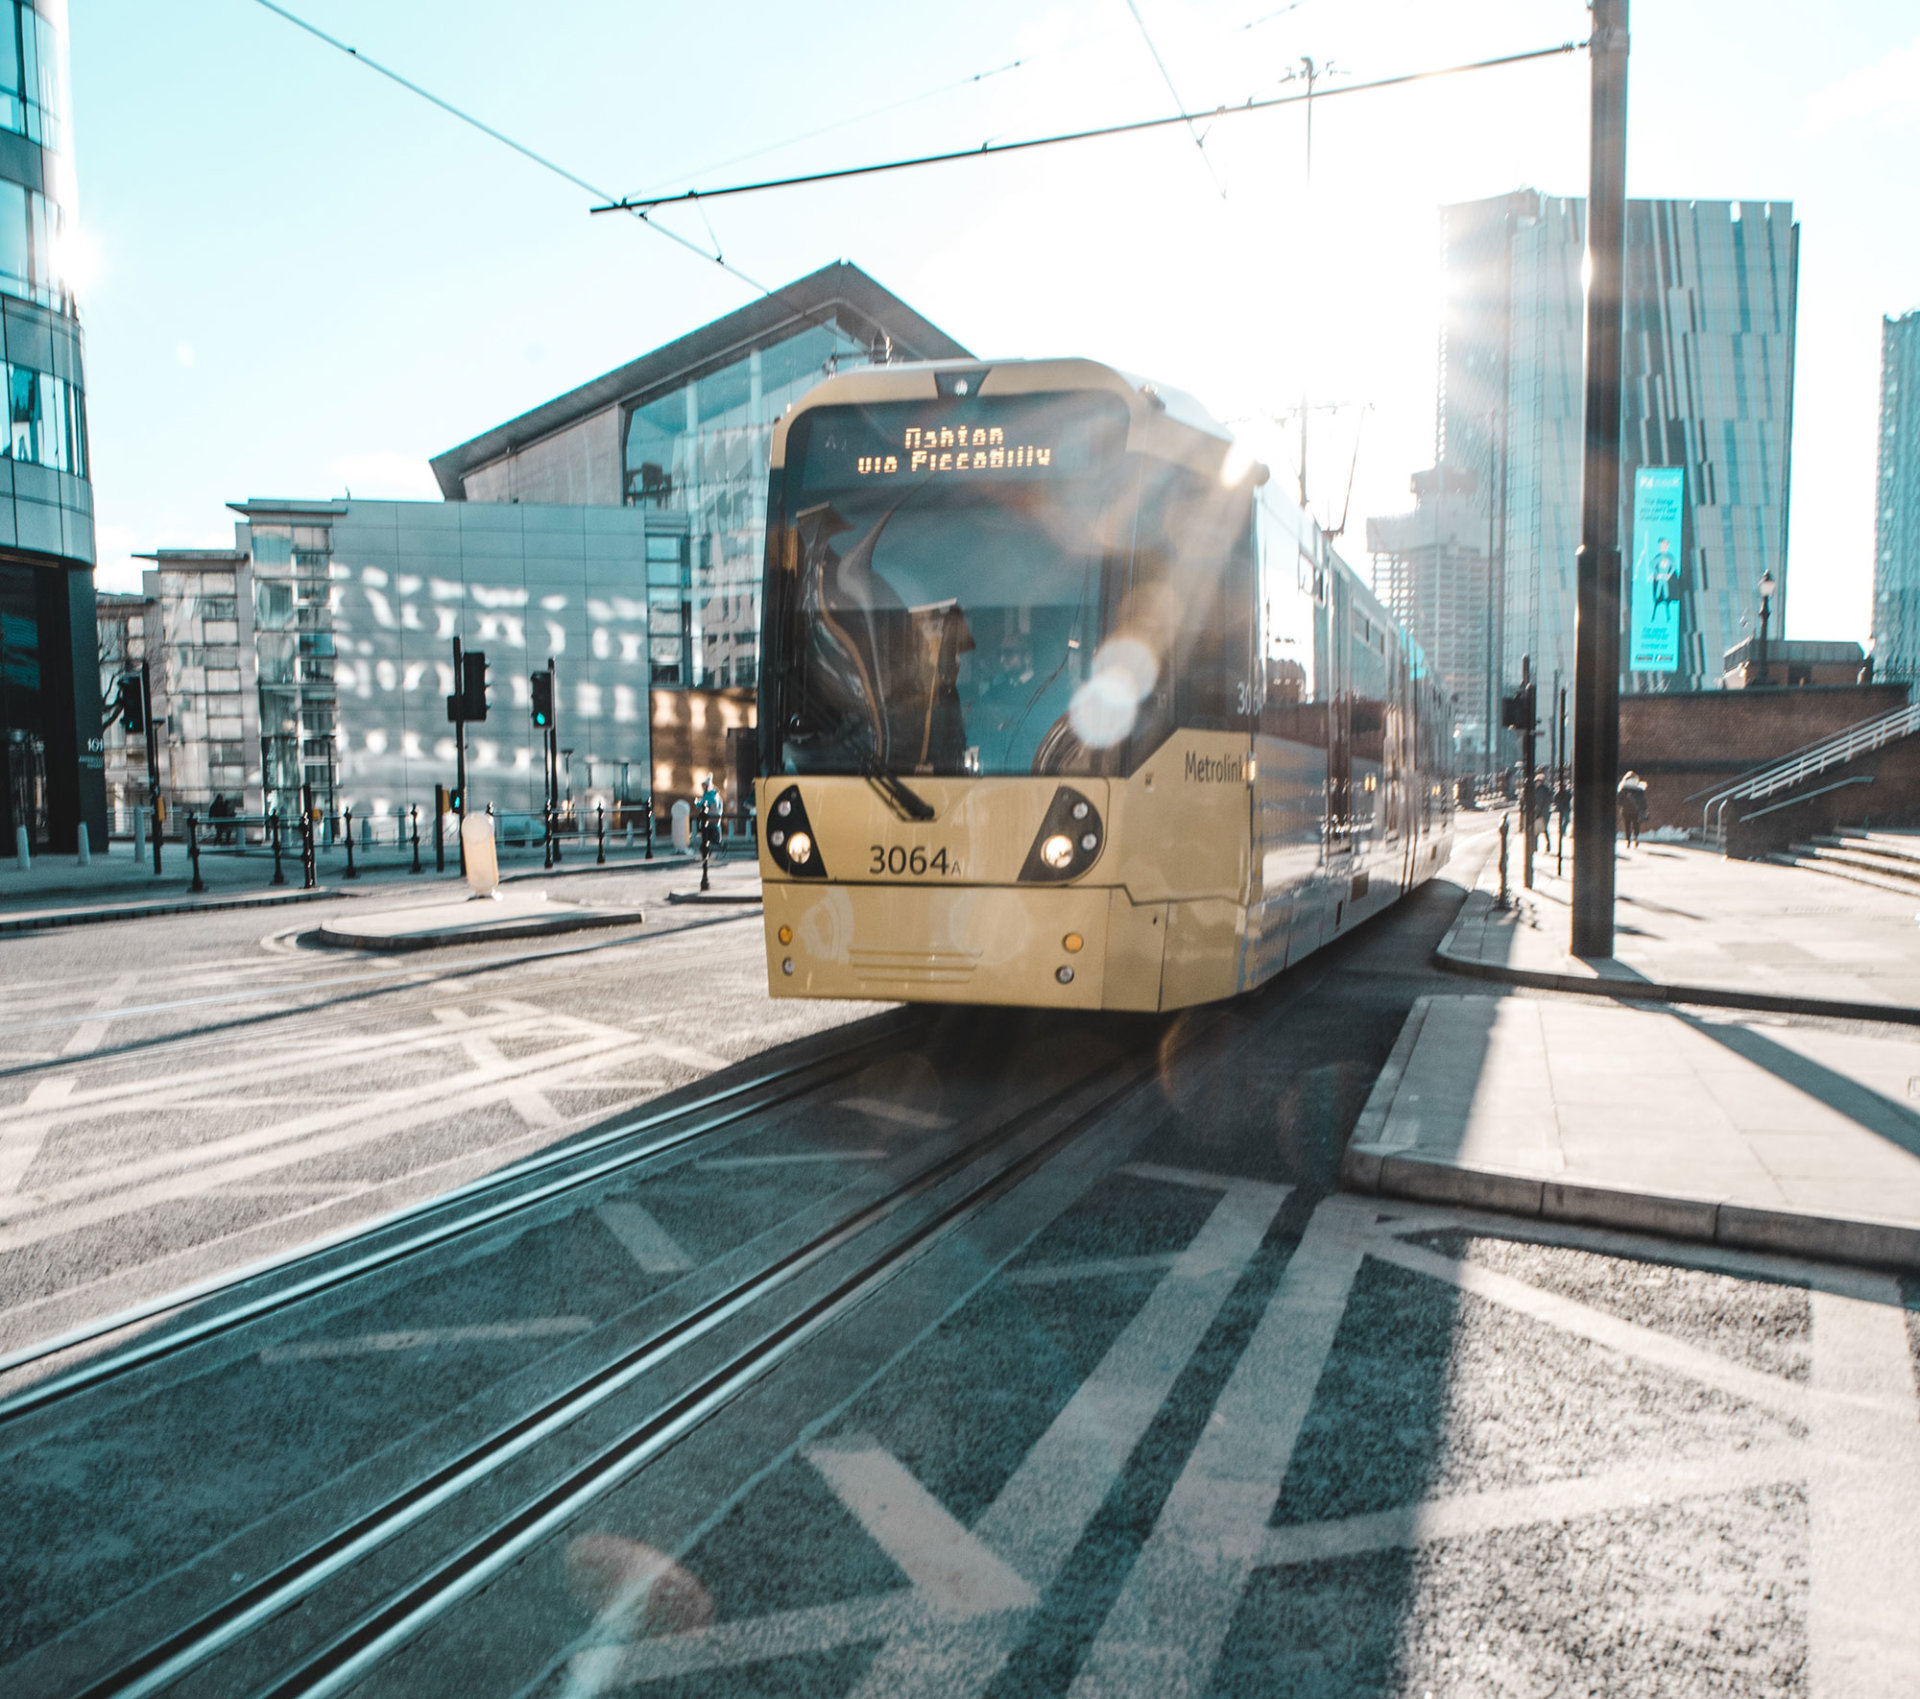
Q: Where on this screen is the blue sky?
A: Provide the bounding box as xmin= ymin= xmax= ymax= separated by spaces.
xmin=68 ymin=0 xmax=1920 ymax=643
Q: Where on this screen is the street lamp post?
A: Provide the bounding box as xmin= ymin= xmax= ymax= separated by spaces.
xmin=1757 ymin=570 xmax=1777 ymax=686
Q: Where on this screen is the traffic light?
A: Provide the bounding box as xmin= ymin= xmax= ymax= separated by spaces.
xmin=462 ymin=650 xmax=488 ymax=723
xmin=448 ymin=784 xmax=465 ymax=814
xmin=530 ymin=668 xmax=553 ymax=730
xmin=1501 ymin=684 xmax=1536 ymax=734
xmin=115 ymin=674 xmax=145 ymax=735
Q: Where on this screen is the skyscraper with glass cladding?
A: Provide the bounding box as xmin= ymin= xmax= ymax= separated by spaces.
xmin=0 ymin=0 xmax=102 ymax=855
xmin=1378 ymin=192 xmax=1799 ymax=747
xmin=1873 ymin=310 xmax=1920 ymax=684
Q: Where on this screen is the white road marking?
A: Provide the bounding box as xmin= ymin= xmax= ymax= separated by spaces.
xmin=59 ymin=971 xmax=141 ymax=1058
xmin=258 ymin=1316 xmax=593 ymax=1361
xmin=842 ymin=1177 xmax=1293 ymax=1699
xmin=808 ymin=1443 xmax=1036 ymax=1616
xmin=1067 ymin=1194 xmax=1373 ymax=1699
xmin=0 ymin=1024 xmax=686 ymax=1251
xmin=1368 ymin=1238 xmax=1811 ymax=1423
xmin=837 ymin=1096 xmax=951 ymax=1131
xmin=1260 ymin=1445 xmax=1811 ymax=1567
xmin=1807 ymin=1272 xmax=1920 ymax=1697
xmin=1119 ymin=1162 xmax=1292 ymax=1210
xmin=596 ymin=1174 xmax=1293 ymax=1694
xmin=0 ymin=1078 xmax=74 ymax=1194
xmin=595 ymin=1202 xmax=695 ymax=1274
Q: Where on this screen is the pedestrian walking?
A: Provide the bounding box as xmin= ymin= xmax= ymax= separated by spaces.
xmin=1554 ymin=776 xmax=1572 ymax=848
xmin=1616 ymin=769 xmax=1648 ymax=848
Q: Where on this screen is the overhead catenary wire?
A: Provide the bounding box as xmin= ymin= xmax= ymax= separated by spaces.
xmin=1119 ymin=0 xmax=1228 ymax=199
xmin=243 ymin=0 xmax=790 ymax=305
xmin=592 ymin=40 xmax=1586 ymax=215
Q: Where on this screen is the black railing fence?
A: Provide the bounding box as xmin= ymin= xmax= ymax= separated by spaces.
xmin=162 ymin=801 xmax=756 ymax=891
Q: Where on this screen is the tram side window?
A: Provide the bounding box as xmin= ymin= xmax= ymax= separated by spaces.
xmin=1131 ymin=463 xmax=1254 ymax=733
xmin=1258 ymin=517 xmax=1323 ymax=747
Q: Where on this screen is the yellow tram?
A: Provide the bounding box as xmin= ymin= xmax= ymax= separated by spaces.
xmin=751 ymin=358 xmax=1452 ymax=1010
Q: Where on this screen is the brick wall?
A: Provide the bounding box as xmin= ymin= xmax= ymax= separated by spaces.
xmin=1620 ymin=684 xmax=1911 ymax=831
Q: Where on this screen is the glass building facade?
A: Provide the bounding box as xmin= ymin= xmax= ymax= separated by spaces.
xmin=0 ymin=0 xmax=101 ymax=855
xmin=1873 ymin=310 xmax=1920 ymax=685
xmin=231 ymin=499 xmax=655 ymax=831
xmin=1375 ymin=192 xmax=1799 ymax=756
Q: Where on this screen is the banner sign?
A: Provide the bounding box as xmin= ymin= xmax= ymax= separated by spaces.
xmin=1629 ymin=466 xmax=1684 ymax=673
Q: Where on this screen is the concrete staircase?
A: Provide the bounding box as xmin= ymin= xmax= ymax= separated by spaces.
xmin=1771 ymin=828 xmax=1920 ymax=895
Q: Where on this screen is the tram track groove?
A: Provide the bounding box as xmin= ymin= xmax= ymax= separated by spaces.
xmin=0 ymin=1012 xmax=920 ymax=1418
xmin=50 ymin=1044 xmax=1156 ymax=1699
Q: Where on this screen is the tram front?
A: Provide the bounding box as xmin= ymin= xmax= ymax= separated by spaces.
xmin=755 ymin=358 xmax=1262 ymax=1011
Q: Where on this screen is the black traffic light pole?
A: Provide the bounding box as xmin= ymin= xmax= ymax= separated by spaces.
xmin=1520 ymin=655 xmax=1537 ymax=891
xmin=451 ymin=637 xmax=468 ymax=876
xmin=547 ymin=657 xmax=561 ymax=865
xmin=141 ymin=660 xmax=162 ymax=875
xmin=1570 ymin=0 xmax=1630 ymax=959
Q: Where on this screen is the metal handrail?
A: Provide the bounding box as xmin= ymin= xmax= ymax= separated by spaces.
xmin=1703 ymin=701 xmax=1920 ymax=845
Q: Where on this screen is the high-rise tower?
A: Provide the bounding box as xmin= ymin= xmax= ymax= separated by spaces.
xmin=1873 ymin=310 xmax=1920 ymax=684
xmin=1373 ymin=192 xmax=1799 ymax=752
xmin=0 ymin=0 xmax=101 ymax=854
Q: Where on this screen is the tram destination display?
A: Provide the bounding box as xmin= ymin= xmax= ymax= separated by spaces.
xmin=793 ymin=394 xmax=1125 ymax=487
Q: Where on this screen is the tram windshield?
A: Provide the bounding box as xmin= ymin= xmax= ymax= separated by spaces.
xmin=770 ymin=393 xmax=1133 ymax=777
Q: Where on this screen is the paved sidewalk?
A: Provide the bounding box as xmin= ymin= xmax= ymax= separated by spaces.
xmin=1345 ymin=992 xmax=1920 ymax=1270
xmin=1441 ymin=834 xmax=1920 ymax=1021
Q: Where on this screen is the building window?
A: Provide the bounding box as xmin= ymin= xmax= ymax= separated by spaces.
xmin=6 ymin=362 xmax=85 ymax=474
xmin=0 ymin=1 xmax=67 ymax=154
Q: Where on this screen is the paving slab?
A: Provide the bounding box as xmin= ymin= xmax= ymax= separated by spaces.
xmin=1440 ymin=833 xmax=1920 ymax=1022
xmin=312 ymin=891 xmax=647 ymax=951
xmin=1344 ymin=991 xmax=1920 ymax=1270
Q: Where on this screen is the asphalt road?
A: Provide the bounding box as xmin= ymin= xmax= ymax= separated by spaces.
xmin=2 ymin=833 xmax=1917 ymax=1697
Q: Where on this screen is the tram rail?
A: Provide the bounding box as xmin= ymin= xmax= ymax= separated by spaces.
xmin=34 ymin=1025 xmax=1166 ymax=1699
xmin=0 ymin=1010 xmax=918 ymax=1418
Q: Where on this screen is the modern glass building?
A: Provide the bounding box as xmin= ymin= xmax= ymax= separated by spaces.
xmin=1873 ymin=309 xmax=1920 ymax=684
xmin=0 ymin=0 xmax=102 ymax=853
xmin=430 ymin=263 xmax=970 ymax=694
xmin=228 ymin=499 xmax=655 ymax=830
xmin=1372 ymin=191 xmax=1799 ymax=753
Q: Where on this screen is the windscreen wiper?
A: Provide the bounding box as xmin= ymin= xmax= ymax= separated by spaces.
xmin=864 ymin=763 xmax=937 ymax=821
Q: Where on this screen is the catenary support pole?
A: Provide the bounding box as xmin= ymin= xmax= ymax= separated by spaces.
xmin=1570 ymin=0 xmax=1629 ymax=958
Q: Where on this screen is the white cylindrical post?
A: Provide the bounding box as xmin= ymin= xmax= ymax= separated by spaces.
xmin=134 ymin=807 xmax=146 ymax=859
xmin=76 ymin=823 xmax=90 ymax=866
xmin=14 ymin=823 xmax=28 ymax=872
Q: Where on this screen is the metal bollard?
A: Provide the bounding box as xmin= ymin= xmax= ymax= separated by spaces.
xmin=188 ymin=813 xmax=205 ymax=893
xmin=597 ymin=804 xmax=606 ymax=865
xmin=410 ymin=804 xmax=422 ymax=874
xmin=133 ymin=805 xmax=145 ymax=862
xmin=76 ymin=822 xmax=90 ymax=866
xmin=644 ymin=803 xmax=654 ymax=862
xmin=270 ymin=812 xmax=286 ymax=886
xmin=301 ymin=800 xmax=316 ymax=889
xmin=14 ymin=822 xmax=28 ymax=872
xmin=343 ymin=807 xmax=358 ymax=879
xmin=1497 ymin=812 xmax=1510 ymax=909
xmin=624 ymin=820 xmax=633 ymax=850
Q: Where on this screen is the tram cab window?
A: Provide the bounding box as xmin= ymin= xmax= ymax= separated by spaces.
xmin=770 ymin=393 xmax=1130 ymax=778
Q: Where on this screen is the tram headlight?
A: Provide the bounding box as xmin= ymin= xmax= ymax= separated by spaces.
xmin=1019 ymin=787 xmax=1105 ymax=883
xmin=763 ymin=787 xmax=827 ymax=879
